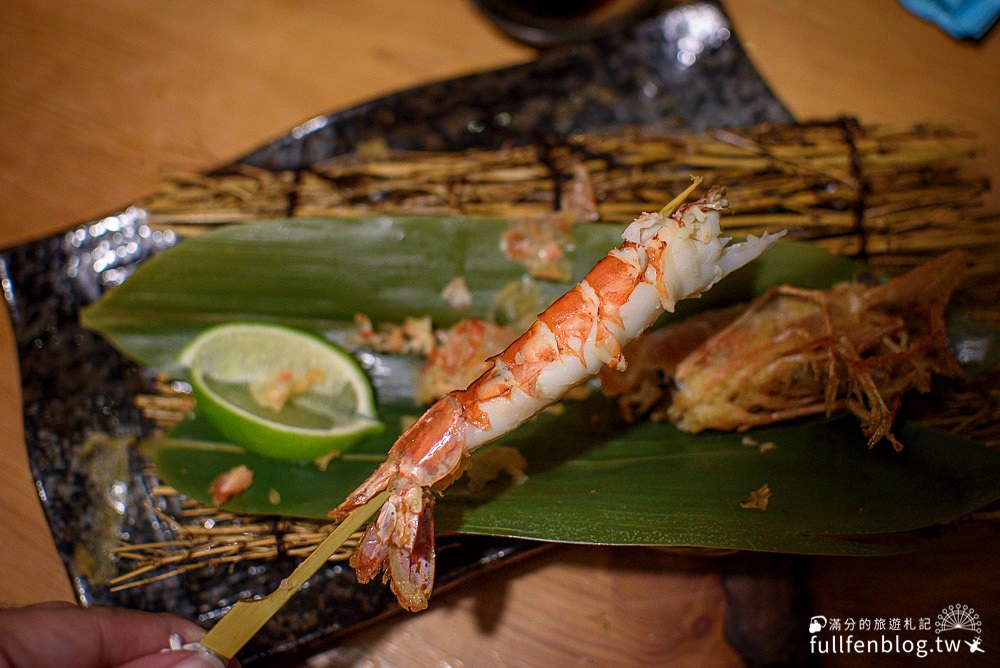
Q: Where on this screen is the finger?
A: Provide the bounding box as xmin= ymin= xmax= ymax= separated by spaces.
xmin=0 ymin=602 xmax=207 ymax=667
xmin=119 ymin=648 xmax=228 ymax=668
xmin=119 ymin=649 xmax=224 ymax=668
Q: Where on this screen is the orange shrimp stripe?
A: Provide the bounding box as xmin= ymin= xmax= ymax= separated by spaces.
xmin=537 ymin=288 xmax=594 ymax=366
xmin=496 ymin=321 xmax=559 ymax=393
xmin=584 ymin=251 xmax=642 ymax=365
xmin=586 ymin=251 xmax=641 ymax=324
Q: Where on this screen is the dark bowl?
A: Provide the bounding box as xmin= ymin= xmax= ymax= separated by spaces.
xmin=473 ymin=0 xmax=663 ymax=47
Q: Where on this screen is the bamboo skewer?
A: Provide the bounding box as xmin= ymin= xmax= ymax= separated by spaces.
xmin=198 ymin=490 xmax=390 ymax=663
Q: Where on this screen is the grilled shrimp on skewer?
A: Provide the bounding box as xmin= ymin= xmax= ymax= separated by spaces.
xmin=332 ymin=180 xmax=785 ymax=611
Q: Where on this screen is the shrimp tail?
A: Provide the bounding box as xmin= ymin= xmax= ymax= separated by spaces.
xmin=333 ymin=394 xmax=469 ymax=611
xmin=351 ymin=479 xmax=436 ymax=612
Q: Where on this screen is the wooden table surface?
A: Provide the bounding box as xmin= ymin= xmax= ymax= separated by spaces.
xmin=2 ymin=1 xmax=998 ymax=664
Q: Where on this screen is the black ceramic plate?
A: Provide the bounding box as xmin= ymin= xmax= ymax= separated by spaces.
xmin=0 ymin=2 xmax=791 ymax=664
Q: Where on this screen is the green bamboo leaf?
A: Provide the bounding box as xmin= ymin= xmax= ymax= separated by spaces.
xmin=436 ymin=399 xmax=1000 ymax=551
xmin=81 ymin=216 xmax=857 ymax=373
xmin=92 ymin=215 xmax=997 ymax=556
xmin=143 ymin=396 xmax=1000 ymax=555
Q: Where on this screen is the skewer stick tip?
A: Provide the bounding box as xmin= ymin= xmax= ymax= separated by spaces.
xmin=659 ymin=176 xmax=704 ymax=217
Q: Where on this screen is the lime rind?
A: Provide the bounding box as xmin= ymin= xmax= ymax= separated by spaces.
xmin=179 ymin=322 xmax=384 ymax=460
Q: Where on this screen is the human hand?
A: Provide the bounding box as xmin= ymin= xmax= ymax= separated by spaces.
xmin=0 ymin=601 xmax=233 ymax=668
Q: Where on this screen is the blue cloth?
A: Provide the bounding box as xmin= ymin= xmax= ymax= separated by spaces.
xmin=899 ymin=0 xmax=1000 ymax=39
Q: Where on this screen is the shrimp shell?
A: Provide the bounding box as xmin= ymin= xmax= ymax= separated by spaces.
xmin=668 ymin=250 xmax=967 ymax=450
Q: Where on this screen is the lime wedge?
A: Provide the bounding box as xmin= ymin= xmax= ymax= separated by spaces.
xmin=178 ymin=323 xmax=383 ymax=460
